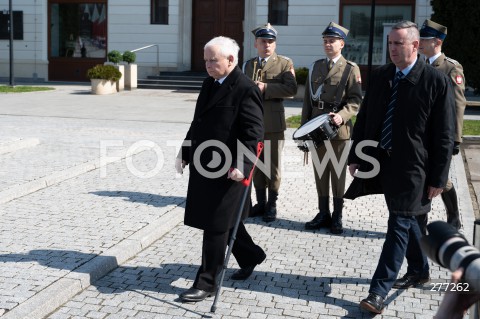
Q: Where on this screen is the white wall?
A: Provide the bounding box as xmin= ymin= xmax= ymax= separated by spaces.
xmin=0 ymin=0 xmax=48 ymax=80
xmin=248 ymin=0 xmax=340 ymax=69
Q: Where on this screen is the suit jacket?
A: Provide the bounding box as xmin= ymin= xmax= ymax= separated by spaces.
xmin=180 ymin=66 xmax=264 ymax=232
xmin=347 ymin=58 xmax=455 ymax=216
xmin=431 ymin=53 xmax=466 ymax=143
xmin=301 ymin=55 xmax=362 ymax=140
xmin=242 ymin=53 xmax=297 ymax=133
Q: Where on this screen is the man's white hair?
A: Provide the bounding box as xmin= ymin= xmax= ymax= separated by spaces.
xmin=204 ymin=36 xmax=240 ymax=67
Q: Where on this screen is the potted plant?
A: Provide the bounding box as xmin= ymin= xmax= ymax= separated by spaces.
xmin=86 ymin=64 xmax=122 ymax=95
xmin=122 ymin=50 xmax=137 ymax=90
xmin=106 ymin=50 xmax=124 ymax=91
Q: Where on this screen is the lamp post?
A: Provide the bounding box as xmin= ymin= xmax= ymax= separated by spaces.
xmin=8 ymin=0 xmax=14 ymax=87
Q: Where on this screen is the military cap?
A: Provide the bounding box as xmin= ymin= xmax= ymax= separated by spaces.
xmin=322 ymin=22 xmax=349 ymax=39
xmin=251 ymin=23 xmax=277 ymax=39
xmin=420 ymin=19 xmax=447 ymax=40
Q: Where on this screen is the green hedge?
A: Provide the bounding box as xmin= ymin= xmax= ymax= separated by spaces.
xmin=86 ymin=64 xmax=122 ymax=82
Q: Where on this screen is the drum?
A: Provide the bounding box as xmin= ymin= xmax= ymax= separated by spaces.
xmin=292 ymin=113 xmax=338 ymax=148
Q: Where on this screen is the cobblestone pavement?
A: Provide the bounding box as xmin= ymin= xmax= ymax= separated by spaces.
xmin=0 ymin=85 xmax=476 ymax=319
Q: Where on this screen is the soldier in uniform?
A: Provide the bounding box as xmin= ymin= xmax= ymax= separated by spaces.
xmin=419 ymin=19 xmax=466 ymax=230
xmin=243 ymin=23 xmax=298 ymax=222
xmin=300 ymin=22 xmax=362 ymax=234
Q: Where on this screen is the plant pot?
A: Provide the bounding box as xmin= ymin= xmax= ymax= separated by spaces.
xmin=124 ymin=64 xmax=137 ymax=90
xmin=115 ymin=64 xmax=125 ymax=92
xmin=90 ymin=79 xmax=116 ymax=95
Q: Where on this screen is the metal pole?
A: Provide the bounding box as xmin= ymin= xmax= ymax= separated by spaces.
xmin=367 ymin=0 xmax=376 ymax=86
xmin=9 ymin=0 xmax=14 ymax=87
xmin=470 ymin=220 xmax=480 ymax=319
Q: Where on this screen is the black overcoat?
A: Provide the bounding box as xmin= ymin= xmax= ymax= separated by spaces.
xmin=180 ymin=66 xmax=264 ymax=232
xmin=347 ymin=58 xmax=455 ymax=216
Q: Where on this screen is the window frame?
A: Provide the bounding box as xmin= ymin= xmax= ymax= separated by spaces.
xmin=268 ymin=0 xmax=288 ymax=26
xmin=151 ymin=0 xmax=169 ymax=25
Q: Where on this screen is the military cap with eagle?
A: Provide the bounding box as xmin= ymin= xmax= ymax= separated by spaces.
xmin=322 ymin=22 xmax=349 ymax=39
xmin=251 ymin=23 xmax=277 ymax=40
xmin=420 ymin=19 xmax=447 ymax=40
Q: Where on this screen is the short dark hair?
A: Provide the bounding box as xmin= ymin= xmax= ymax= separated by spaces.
xmin=392 ymin=20 xmax=419 ymax=42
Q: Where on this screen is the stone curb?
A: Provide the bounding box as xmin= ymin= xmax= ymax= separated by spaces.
xmin=0 ymin=147 xmax=148 ymax=205
xmin=0 ymin=138 xmax=40 ymax=155
xmin=2 ymin=206 xmax=184 ymax=319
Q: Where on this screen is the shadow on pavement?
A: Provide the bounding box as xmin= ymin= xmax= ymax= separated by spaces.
xmin=245 ymin=217 xmax=386 ymax=239
xmin=0 ymin=249 xmax=398 ymax=318
xmin=89 ymin=190 xmax=185 ymax=208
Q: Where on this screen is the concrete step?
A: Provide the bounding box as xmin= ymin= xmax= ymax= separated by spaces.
xmin=138 ymin=72 xmax=206 ymax=91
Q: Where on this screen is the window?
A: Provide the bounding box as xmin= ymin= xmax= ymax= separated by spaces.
xmin=268 ymin=0 xmax=288 ymax=26
xmin=50 ymin=3 xmax=107 ymax=58
xmin=151 ymin=0 xmax=168 ymax=25
xmin=341 ymin=1 xmax=414 ymax=65
xmin=0 ymin=11 xmax=23 ymax=40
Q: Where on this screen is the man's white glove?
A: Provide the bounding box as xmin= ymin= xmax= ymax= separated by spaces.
xmin=175 ymin=158 xmax=186 ymax=174
xmin=227 ymin=168 xmax=245 ymax=182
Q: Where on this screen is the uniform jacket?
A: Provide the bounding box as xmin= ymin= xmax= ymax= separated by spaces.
xmin=347 ymin=58 xmax=455 ymax=216
xmin=242 ymin=52 xmax=297 ymax=133
xmin=431 ymin=53 xmax=466 ymax=143
xmin=301 ymin=55 xmax=362 ymax=140
xmin=180 ymin=66 xmax=264 ymax=232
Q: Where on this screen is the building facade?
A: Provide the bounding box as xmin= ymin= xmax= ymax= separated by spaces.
xmin=0 ymin=0 xmax=433 ymax=83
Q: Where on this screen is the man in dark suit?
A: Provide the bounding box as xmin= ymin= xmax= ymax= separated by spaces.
xmin=346 ymin=21 xmax=455 ymax=314
xmin=175 ymin=36 xmax=267 ymax=302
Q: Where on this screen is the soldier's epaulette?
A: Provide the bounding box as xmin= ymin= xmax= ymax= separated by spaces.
xmin=445 ymin=57 xmax=460 ymax=65
xmin=277 ymin=55 xmax=292 ymax=62
xmin=346 ymin=60 xmax=358 ymax=67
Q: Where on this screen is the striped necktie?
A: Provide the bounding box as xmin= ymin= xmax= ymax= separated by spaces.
xmin=379 ymin=71 xmax=404 ymax=150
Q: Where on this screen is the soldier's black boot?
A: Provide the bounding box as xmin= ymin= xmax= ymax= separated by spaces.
xmin=305 ymin=197 xmax=331 ymax=230
xmin=441 ymin=187 xmax=462 ymax=230
xmin=331 ymin=197 xmax=344 ymax=234
xmin=263 ymin=190 xmax=278 ymax=222
xmin=250 ymin=188 xmax=267 ymax=217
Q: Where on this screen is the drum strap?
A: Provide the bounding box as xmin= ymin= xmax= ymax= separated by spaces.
xmin=333 ymin=63 xmax=352 ymax=110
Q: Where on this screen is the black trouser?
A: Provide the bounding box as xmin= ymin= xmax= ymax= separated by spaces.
xmin=193 ymin=222 xmax=265 ymax=292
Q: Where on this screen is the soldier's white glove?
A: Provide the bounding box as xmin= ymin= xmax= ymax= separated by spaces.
xmin=175 ymin=158 xmax=186 ymax=174
xmin=227 ymin=168 xmax=245 ymax=182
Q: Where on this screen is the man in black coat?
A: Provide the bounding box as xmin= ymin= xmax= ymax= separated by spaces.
xmin=346 ymin=21 xmax=455 ymax=314
xmin=176 ymin=36 xmax=267 ymax=302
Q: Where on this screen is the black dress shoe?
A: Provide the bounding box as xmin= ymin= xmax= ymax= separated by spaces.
xmin=231 ymin=251 xmax=266 ymax=280
xmin=179 ymin=287 xmax=214 ymax=302
xmin=393 ymin=273 xmax=430 ymax=289
xmin=305 ymin=212 xmax=332 ymax=230
xmin=360 ymin=293 xmax=385 ymax=314
xmin=263 ymin=206 xmax=277 ymax=222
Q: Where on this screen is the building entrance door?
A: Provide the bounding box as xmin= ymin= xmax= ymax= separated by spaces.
xmin=191 ymin=0 xmax=245 ymax=72
xmin=48 ymin=0 xmax=107 ymax=81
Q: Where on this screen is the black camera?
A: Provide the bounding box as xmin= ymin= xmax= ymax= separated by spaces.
xmin=420 ymin=221 xmax=480 ymax=291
